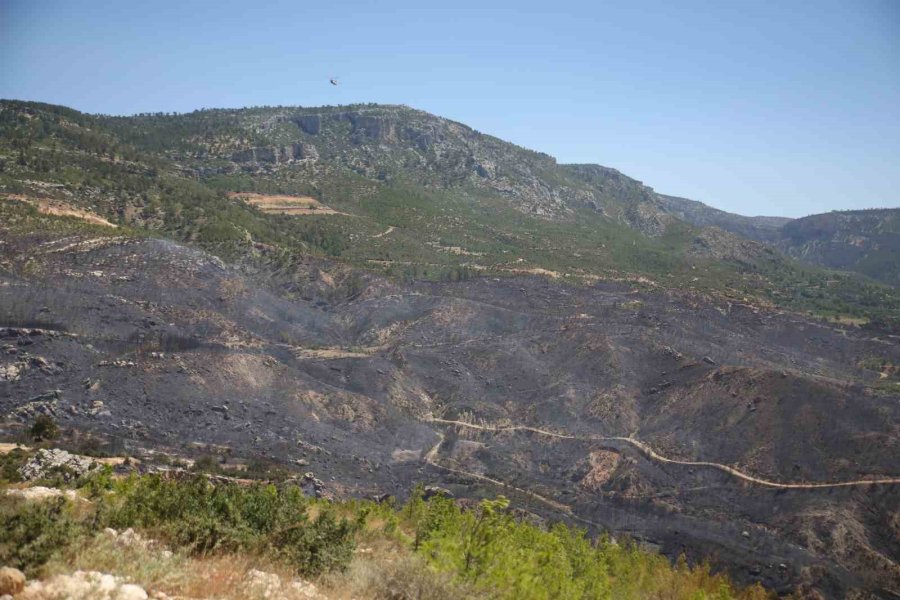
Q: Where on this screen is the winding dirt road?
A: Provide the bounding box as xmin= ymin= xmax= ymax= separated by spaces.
xmin=423 ymin=431 xmax=574 ymax=513
xmin=426 ymin=417 xmax=900 ymax=490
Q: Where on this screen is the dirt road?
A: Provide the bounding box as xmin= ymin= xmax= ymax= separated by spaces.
xmin=426 ymin=417 xmax=900 ymax=489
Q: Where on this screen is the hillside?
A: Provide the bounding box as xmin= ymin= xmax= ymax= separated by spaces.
xmin=777 ymin=209 xmax=900 ymax=286
xmin=2 ymin=201 xmax=900 ymax=597
xmin=1 ymin=100 xmax=900 ymax=598
xmin=656 ymin=194 xmax=792 ymax=243
xmin=657 ymin=196 xmax=900 ymax=287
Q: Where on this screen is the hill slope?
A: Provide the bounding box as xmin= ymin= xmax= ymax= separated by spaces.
xmin=656 ymin=194 xmax=792 ymax=243
xmin=657 ymin=195 xmax=900 ymax=287
xmin=777 ymin=209 xmax=900 ymax=286
xmin=1 ymin=100 xmax=900 ymax=597
xmin=1 ymin=202 xmax=899 ymax=597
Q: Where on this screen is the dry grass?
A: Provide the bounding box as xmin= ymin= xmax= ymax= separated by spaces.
xmin=41 ymin=531 xmax=473 ymax=600
xmin=0 ymin=442 xmax=30 ymax=454
xmin=322 ymin=553 xmax=477 ymax=600
xmin=2 ymin=195 xmax=117 ymax=227
xmin=43 ymin=534 xmax=322 ymax=600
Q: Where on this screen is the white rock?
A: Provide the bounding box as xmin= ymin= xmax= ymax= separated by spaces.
xmin=19 ymin=448 xmax=98 ymax=482
xmin=116 ymin=583 xmax=149 ymax=600
xmin=17 ymin=570 xmax=150 ymax=600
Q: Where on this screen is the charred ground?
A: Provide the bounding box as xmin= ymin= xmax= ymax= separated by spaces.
xmin=1 ymin=215 xmax=898 ymax=598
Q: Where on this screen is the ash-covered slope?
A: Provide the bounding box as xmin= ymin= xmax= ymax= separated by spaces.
xmin=2 ymin=212 xmax=899 ymax=598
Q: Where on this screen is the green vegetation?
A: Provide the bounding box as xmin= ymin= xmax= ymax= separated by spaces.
xmin=95 ymin=475 xmax=359 ymax=577
xmin=0 ymin=469 xmax=772 ymax=599
xmin=0 ymin=448 xmax=28 ymax=483
xmin=0 ymin=496 xmax=81 ymax=576
xmin=29 ymin=415 xmax=60 ymax=442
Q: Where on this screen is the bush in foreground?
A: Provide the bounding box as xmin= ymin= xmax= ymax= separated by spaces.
xmin=0 ymin=473 xmax=774 ymax=599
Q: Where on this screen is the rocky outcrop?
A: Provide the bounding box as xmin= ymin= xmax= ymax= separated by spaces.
xmin=295 ymin=111 xmax=400 ymax=142
xmin=8 ymin=389 xmax=61 ymax=421
xmin=287 ymin=472 xmax=330 ymax=499
xmin=342 ymin=112 xmax=398 ymax=143
xmin=422 ymin=485 xmax=454 ymax=499
xmin=689 ymin=227 xmax=775 ymax=265
xmin=6 ymin=486 xmax=80 ymax=502
xmin=102 ymin=527 xmax=173 ymax=558
xmin=19 ymin=448 xmax=99 ymax=482
xmin=231 ymin=142 xmax=318 ymax=165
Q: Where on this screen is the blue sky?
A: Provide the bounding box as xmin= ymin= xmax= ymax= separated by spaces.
xmin=1 ymin=0 xmax=897 ymax=218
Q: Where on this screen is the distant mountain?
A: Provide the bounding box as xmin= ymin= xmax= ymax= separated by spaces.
xmin=657 ymin=194 xmax=792 ymax=243
xmin=658 ymin=192 xmax=900 ymax=286
xmin=776 ymin=209 xmax=900 ymax=286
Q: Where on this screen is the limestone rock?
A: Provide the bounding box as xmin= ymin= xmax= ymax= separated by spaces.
xmin=19 ymin=448 xmax=99 ymax=482
xmin=423 ymin=485 xmax=454 ymax=499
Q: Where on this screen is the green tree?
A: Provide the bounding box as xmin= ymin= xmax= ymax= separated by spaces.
xmin=29 ymin=415 xmax=60 ymax=442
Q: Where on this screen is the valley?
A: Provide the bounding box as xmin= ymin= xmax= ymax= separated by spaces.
xmin=1 ymin=100 xmax=899 ymax=598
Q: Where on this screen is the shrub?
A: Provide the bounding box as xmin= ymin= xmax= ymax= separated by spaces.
xmin=0 ymin=459 xmax=774 ymax=599
xmin=0 ymin=496 xmax=81 ymax=575
xmin=191 ymin=455 xmax=222 ymax=474
xmin=330 ymin=554 xmax=474 ymax=600
xmin=402 ymin=492 xmax=769 ymax=600
xmin=0 ymin=447 xmax=28 ymax=483
xmin=95 ymin=475 xmax=358 ymax=576
xmin=271 ymin=508 xmax=358 ymax=576
xmin=29 ymin=415 xmax=60 ymax=442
